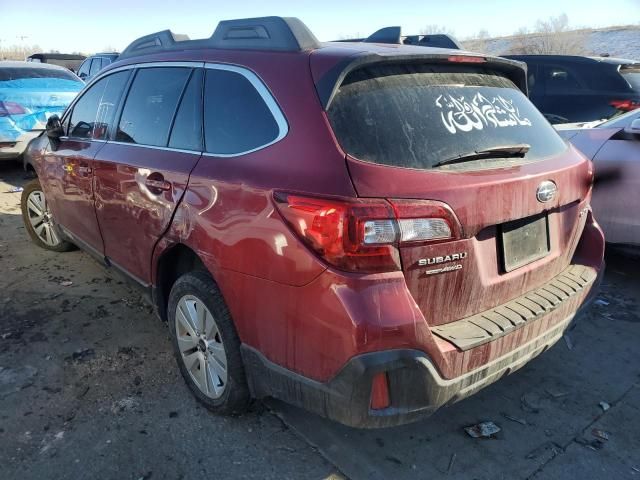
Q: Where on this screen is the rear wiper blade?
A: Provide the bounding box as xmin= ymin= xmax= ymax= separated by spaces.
xmin=433 ymin=144 xmax=531 ymax=168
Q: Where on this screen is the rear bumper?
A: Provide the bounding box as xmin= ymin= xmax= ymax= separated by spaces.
xmin=243 ymin=262 xmax=604 ymax=428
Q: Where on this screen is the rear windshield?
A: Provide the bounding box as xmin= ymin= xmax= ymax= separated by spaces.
xmin=0 ymin=67 xmax=80 ymax=82
xmin=620 ymin=66 xmax=640 ymax=91
xmin=327 ymin=64 xmax=567 ymax=170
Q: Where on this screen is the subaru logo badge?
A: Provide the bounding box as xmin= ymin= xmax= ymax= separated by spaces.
xmin=536 ymin=181 xmax=557 ymax=203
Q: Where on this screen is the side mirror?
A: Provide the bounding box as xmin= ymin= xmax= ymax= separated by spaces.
xmin=46 ymin=115 xmax=64 ymax=150
xmin=46 ymin=115 xmax=64 ymax=139
xmin=624 ymin=118 xmax=640 ymax=136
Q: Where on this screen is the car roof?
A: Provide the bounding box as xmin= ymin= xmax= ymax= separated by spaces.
xmin=0 ymin=60 xmax=72 ymax=71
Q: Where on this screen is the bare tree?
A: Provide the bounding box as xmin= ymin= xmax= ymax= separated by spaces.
xmin=0 ymin=44 xmax=43 ymax=61
xmin=462 ymin=29 xmax=491 ymax=53
xmin=508 ymin=14 xmax=588 ymax=55
xmin=420 ymin=24 xmax=455 ymax=36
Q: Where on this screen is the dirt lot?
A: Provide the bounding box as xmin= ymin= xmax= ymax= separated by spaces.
xmin=1 ymin=161 xmax=639 ymax=480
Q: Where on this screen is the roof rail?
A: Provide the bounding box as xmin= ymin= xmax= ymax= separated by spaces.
xmin=119 ymin=16 xmax=320 ymax=59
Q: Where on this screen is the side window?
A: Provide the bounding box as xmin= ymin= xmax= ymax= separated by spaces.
xmin=69 ymin=78 xmax=107 ymax=139
xmin=77 ymin=59 xmax=90 ymax=79
xmin=89 ymin=58 xmax=101 ymax=77
xmin=116 ymin=67 xmax=191 ymax=147
xmin=68 ymin=72 xmax=129 ymax=139
xmin=93 ymin=71 xmax=130 ymax=140
xmin=203 ymin=68 xmax=281 ymax=155
xmin=545 ymin=65 xmax=583 ymax=92
xmin=168 ymin=69 xmax=203 ymax=151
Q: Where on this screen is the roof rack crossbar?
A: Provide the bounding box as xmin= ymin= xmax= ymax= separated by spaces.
xmin=119 ymin=16 xmax=320 ymax=59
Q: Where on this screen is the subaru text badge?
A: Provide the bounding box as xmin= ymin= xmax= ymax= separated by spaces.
xmin=536 ymin=181 xmax=557 ymax=203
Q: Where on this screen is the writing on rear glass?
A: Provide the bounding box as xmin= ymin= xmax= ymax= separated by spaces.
xmin=435 ymin=93 xmax=532 ymax=134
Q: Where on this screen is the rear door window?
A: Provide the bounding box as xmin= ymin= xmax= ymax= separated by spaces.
xmin=203 ymin=68 xmax=281 ymax=155
xmin=327 ymin=64 xmax=567 ymax=171
xmin=168 ymin=69 xmax=203 ymax=151
xmin=116 ymin=67 xmax=191 ymax=147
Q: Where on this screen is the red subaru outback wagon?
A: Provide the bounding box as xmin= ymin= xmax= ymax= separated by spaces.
xmin=21 ymin=17 xmax=604 ymax=428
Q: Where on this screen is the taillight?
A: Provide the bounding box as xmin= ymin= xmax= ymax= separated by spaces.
xmin=273 ymin=193 xmax=460 ymax=273
xmin=609 ymin=99 xmax=640 ymax=112
xmin=0 ymin=101 xmax=27 ymax=117
xmin=273 ymin=192 xmax=400 ymax=273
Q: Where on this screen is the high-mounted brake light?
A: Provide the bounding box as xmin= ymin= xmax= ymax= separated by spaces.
xmin=273 ymin=193 xmax=460 ymax=273
xmin=448 ymin=55 xmax=486 ymax=64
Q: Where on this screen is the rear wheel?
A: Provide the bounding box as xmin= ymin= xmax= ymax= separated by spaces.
xmin=20 ymin=179 xmax=74 ymax=252
xmin=168 ymin=271 xmax=250 ymax=415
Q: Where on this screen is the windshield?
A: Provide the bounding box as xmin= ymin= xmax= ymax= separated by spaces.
xmin=327 ymin=64 xmax=567 ymax=170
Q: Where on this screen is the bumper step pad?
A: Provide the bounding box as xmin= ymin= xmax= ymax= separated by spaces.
xmin=432 ymin=265 xmax=597 ymax=351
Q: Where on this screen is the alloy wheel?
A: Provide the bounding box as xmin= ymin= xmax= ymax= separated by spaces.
xmin=26 ymin=190 xmax=61 ymax=247
xmin=175 ymin=295 xmax=228 ymax=399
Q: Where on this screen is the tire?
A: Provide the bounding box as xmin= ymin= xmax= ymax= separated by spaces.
xmin=168 ymin=271 xmax=250 ymax=415
xmin=20 ymin=179 xmax=74 ymax=252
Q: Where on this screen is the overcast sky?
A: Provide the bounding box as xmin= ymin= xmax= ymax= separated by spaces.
xmin=1 ymin=0 xmax=638 ymax=53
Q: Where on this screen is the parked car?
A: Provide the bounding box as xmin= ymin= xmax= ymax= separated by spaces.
xmin=27 ymin=53 xmax=86 ymax=73
xmin=76 ymin=53 xmax=120 ymax=81
xmin=336 ymin=26 xmax=461 ymax=49
xmin=556 ymin=110 xmax=640 ymax=248
xmin=21 ymin=16 xmax=604 ymax=428
xmin=0 ymin=61 xmax=83 ymax=161
xmin=504 ymin=55 xmax=640 ymax=124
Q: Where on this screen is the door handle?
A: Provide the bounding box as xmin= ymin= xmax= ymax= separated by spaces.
xmin=145 ymin=176 xmax=172 ymax=193
xmin=77 ymin=165 xmax=92 ymax=175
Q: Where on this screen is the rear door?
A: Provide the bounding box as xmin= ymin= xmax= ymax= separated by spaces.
xmin=42 ymin=71 xmax=130 ymax=252
xmin=324 ymin=61 xmax=592 ymax=326
xmin=93 ymin=64 xmax=203 ymax=284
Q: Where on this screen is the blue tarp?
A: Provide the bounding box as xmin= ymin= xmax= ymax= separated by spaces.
xmin=0 ymin=77 xmax=82 ymax=142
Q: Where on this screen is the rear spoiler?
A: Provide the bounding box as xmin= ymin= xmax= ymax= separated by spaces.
xmin=315 ymin=52 xmax=529 ymax=110
xmin=334 ymin=26 xmax=462 ymax=50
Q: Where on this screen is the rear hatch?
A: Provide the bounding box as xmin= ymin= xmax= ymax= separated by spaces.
xmin=0 ymin=66 xmax=82 ymax=142
xmin=319 ymin=54 xmax=592 ymax=326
